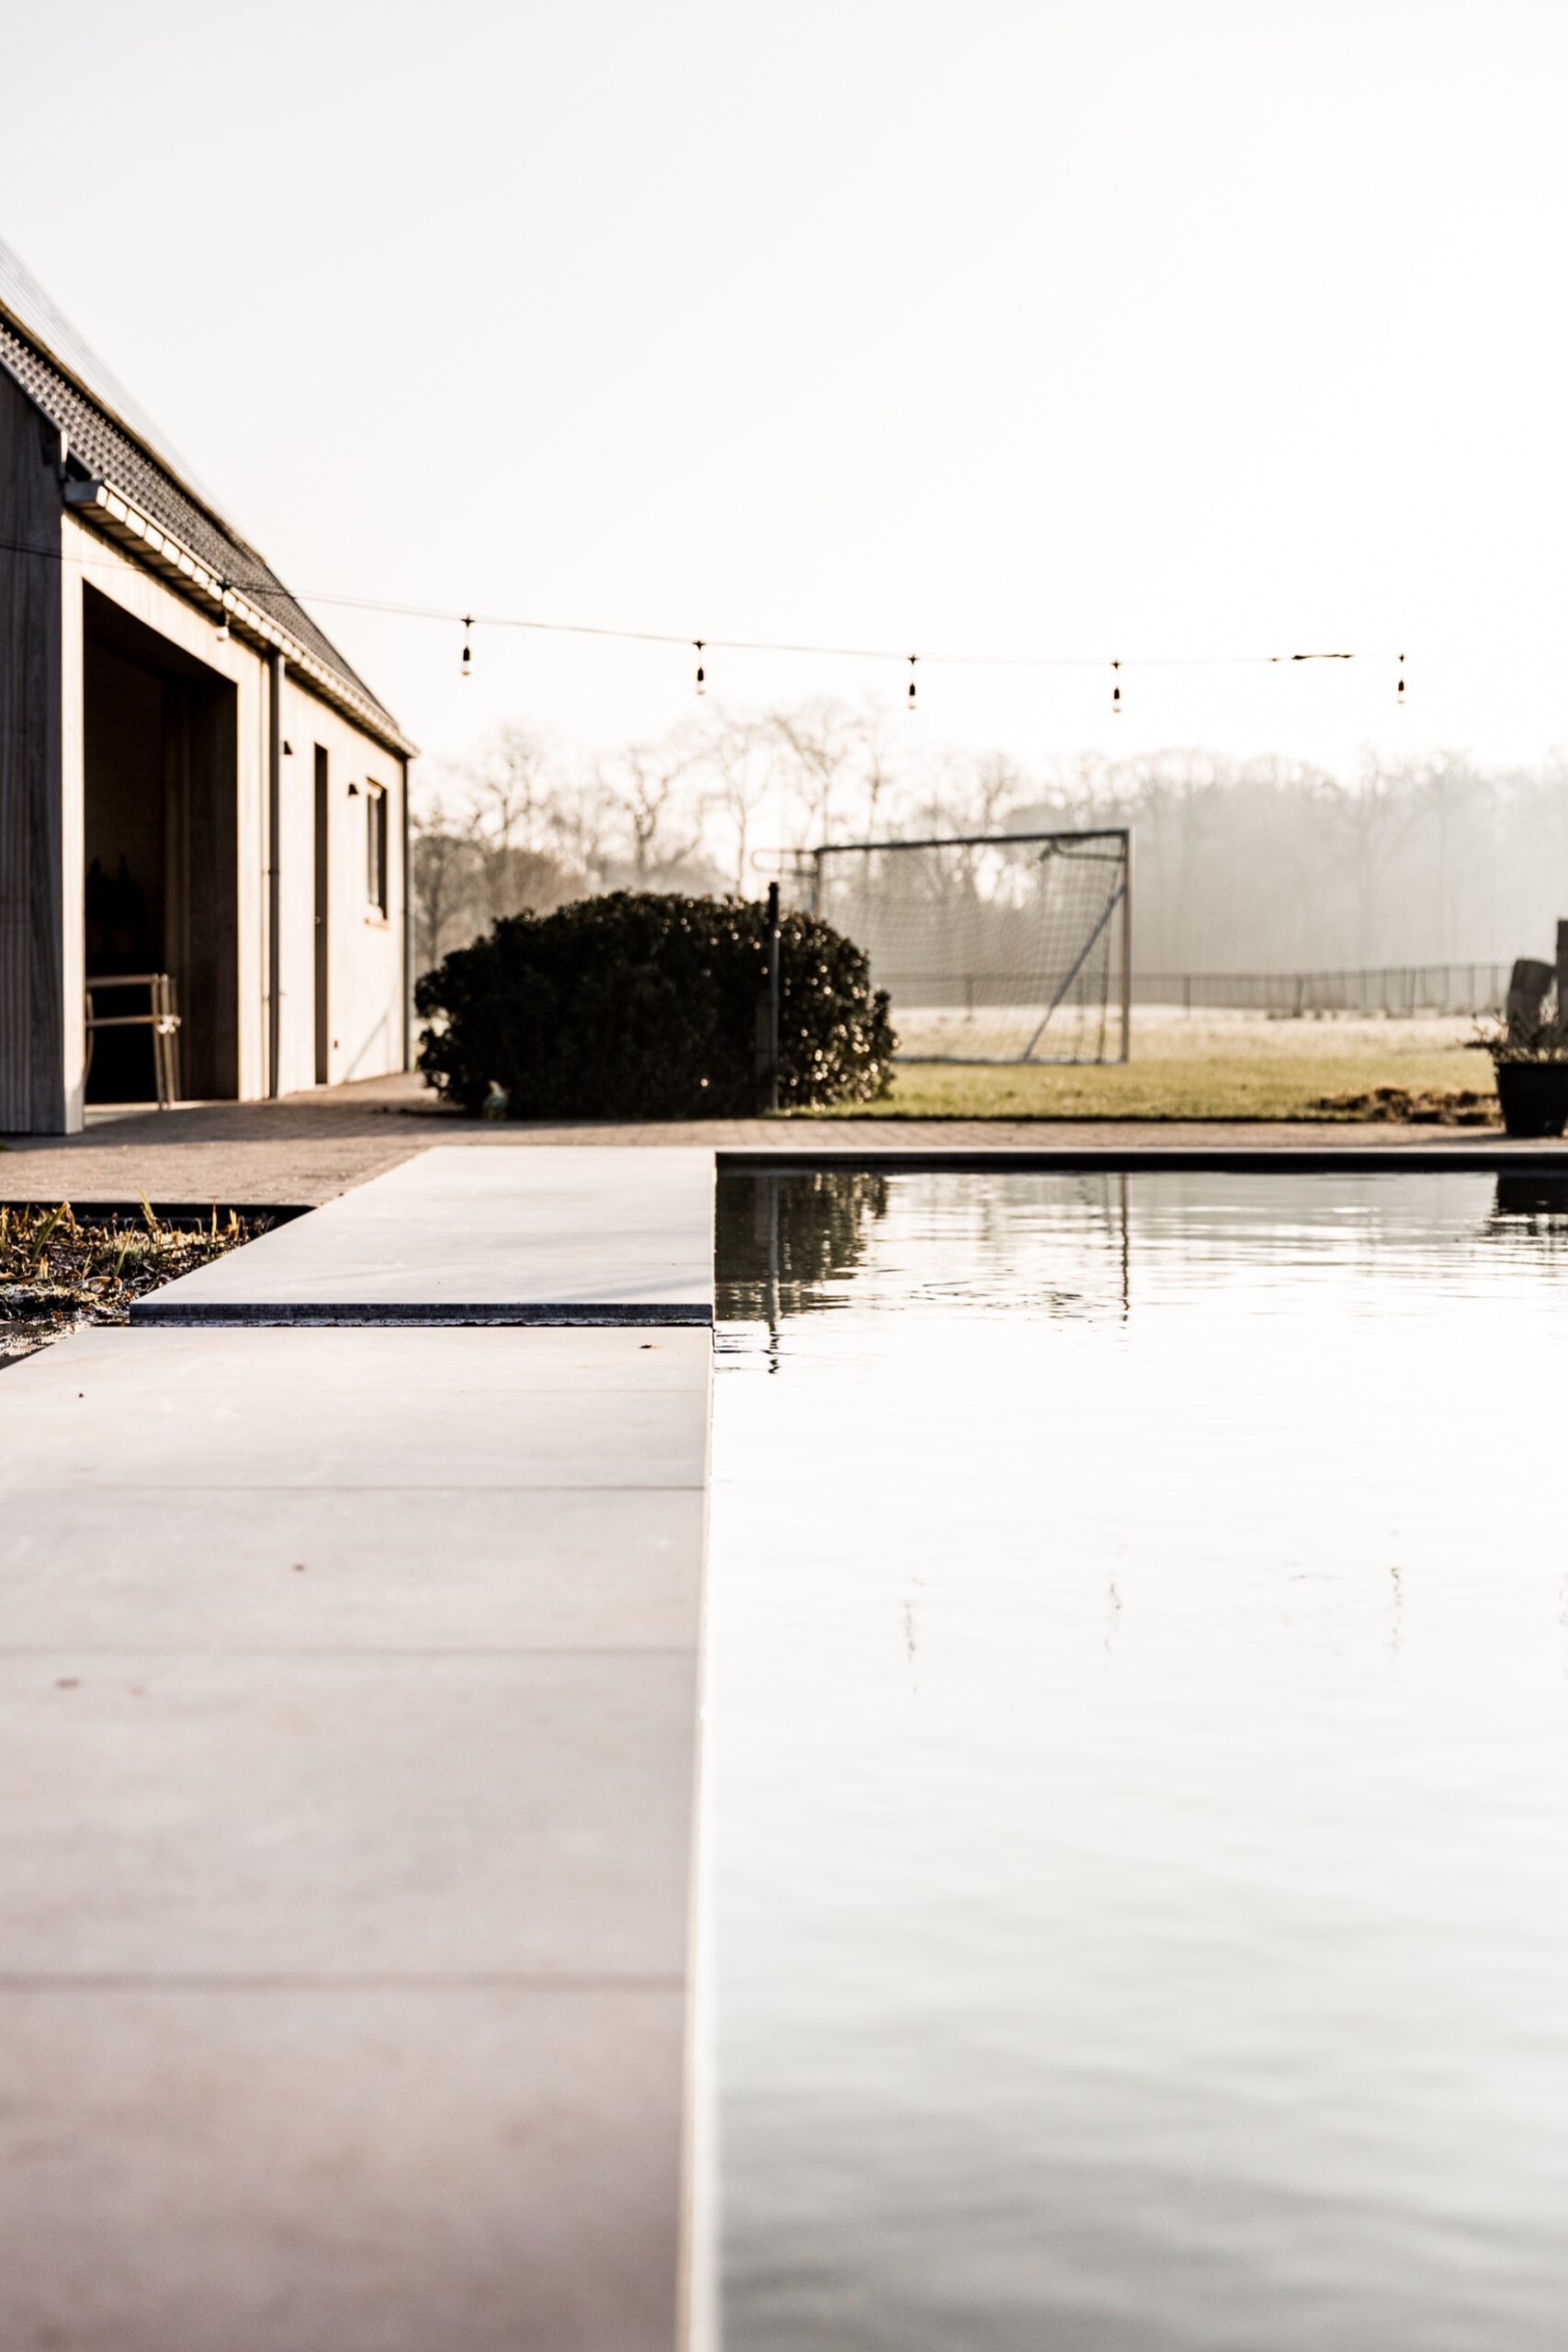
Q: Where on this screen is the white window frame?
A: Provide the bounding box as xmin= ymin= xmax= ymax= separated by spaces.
xmin=365 ymin=780 xmax=389 ymax=918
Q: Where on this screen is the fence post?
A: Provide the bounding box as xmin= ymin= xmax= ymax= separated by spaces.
xmin=1120 ymin=831 xmax=1133 ymax=1063
xmin=767 ymin=882 xmax=782 ymax=1114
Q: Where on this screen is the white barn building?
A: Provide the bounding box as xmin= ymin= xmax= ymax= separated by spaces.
xmin=0 ymin=240 xmax=415 ymax=1134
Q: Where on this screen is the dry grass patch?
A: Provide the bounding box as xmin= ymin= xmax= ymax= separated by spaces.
xmin=0 ymin=1200 xmax=263 ymax=1367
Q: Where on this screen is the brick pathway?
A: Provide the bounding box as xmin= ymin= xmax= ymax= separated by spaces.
xmin=3 ymin=1071 xmax=1562 ymax=1208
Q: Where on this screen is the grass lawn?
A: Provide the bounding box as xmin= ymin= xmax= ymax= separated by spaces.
xmin=807 ymin=1012 xmax=1501 ymax=1122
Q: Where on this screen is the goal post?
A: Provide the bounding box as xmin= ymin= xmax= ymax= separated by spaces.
xmin=797 ymin=827 xmax=1132 ymax=1065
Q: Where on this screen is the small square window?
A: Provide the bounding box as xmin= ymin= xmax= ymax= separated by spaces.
xmin=366 ymin=782 xmax=389 ymax=915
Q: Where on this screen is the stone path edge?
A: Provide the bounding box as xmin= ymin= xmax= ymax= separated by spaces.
xmin=130 ymin=1301 xmax=715 ymax=1328
xmin=1 ymin=1201 xmax=311 ymax=1226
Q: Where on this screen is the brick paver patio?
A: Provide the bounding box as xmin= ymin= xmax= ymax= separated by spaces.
xmin=3 ymin=1071 xmax=1562 ymax=1208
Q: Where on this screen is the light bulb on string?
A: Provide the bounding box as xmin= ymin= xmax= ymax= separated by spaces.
xmin=1396 ymin=652 xmax=1405 ymax=707
xmin=460 ymin=616 xmax=474 ymax=679
xmin=1111 ymin=660 xmax=1122 ymax=716
xmin=215 ymin=588 xmax=230 ymax=644
xmin=907 ymin=655 xmax=918 ymax=712
xmin=694 ymin=641 xmax=706 ymax=697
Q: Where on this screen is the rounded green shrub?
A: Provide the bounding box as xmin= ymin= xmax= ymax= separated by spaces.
xmin=415 ymin=890 xmax=896 ymax=1118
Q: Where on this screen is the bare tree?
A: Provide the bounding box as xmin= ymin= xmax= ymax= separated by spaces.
xmin=852 ymin=705 xmax=908 ymax=841
xmin=1332 ymin=753 xmax=1424 ymax=966
xmin=411 ymin=799 xmax=483 ymax=969
xmin=412 ymin=730 xmax=583 ymax=972
xmin=768 ymin=700 xmax=866 ymax=847
xmin=1414 ymin=750 xmax=1485 ymax=965
xmin=464 ymin=727 xmax=560 ymax=924
xmin=695 ymin=712 xmax=777 ymax=892
xmin=547 ymin=770 xmax=617 ymax=893
xmin=600 ymin=738 xmax=710 ymax=888
xmin=912 ymin=745 xmax=1029 ymax=837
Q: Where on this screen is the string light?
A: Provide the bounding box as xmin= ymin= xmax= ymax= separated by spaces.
xmin=907 ymin=654 xmax=918 ymax=712
xmin=214 ymin=587 xmax=230 ymax=643
xmin=0 ymin=524 xmax=1416 ymax=697
xmin=257 ymin=572 xmax=1391 ymax=679
xmin=1111 ymin=659 xmax=1122 ymax=716
xmin=1396 ymin=651 xmax=1405 ymax=707
xmin=694 ymin=640 xmax=706 ymax=696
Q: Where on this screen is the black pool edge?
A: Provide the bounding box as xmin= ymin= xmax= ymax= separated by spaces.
xmin=717 ymin=1147 xmax=1568 ymax=1175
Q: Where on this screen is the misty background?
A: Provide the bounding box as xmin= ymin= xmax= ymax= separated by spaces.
xmin=413 ymin=707 xmax=1568 ymax=981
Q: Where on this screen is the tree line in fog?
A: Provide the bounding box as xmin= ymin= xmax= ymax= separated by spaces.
xmin=412 ymin=703 xmax=1568 ymax=978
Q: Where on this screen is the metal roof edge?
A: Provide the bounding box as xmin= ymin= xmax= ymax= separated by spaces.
xmin=0 ymin=248 xmax=412 ymax=756
xmin=62 ymin=481 xmax=419 ymax=761
xmin=0 ymin=252 xmax=243 ymax=548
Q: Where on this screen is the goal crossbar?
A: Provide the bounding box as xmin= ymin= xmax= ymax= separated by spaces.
xmin=814 ymin=825 xmax=1129 ymax=857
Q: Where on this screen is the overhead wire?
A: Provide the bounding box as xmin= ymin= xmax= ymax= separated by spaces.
xmin=254 ymin=578 xmax=1368 ymax=675
xmin=0 ymin=526 xmax=1394 ymax=690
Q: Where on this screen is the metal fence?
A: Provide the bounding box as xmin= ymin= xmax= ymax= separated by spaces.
xmin=1134 ymin=966 xmax=1510 ymax=1016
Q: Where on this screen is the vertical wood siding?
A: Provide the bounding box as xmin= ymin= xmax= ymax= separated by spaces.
xmin=0 ymin=370 xmax=65 ymax=1132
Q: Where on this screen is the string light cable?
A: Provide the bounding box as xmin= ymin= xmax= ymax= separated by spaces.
xmin=270 ymin=581 xmax=1387 ymax=696
xmin=267 ymin=581 xmax=1372 ymax=681
xmin=0 ymin=526 xmax=1404 ymax=698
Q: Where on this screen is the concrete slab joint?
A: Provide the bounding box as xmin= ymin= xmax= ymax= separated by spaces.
xmin=0 ymin=1145 xmax=717 ymax=2352
xmin=130 ymin=1144 xmax=717 ymax=1328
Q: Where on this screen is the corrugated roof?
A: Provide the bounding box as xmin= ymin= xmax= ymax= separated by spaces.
xmin=0 ymin=239 xmax=405 ymax=745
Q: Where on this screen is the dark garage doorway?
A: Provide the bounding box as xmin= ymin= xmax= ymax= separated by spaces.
xmin=82 ymin=585 xmax=239 ymax=1102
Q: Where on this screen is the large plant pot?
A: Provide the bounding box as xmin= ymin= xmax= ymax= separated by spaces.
xmin=1495 ymin=1060 xmax=1568 ymax=1138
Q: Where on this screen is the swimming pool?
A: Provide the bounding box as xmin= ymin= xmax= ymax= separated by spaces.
xmin=705 ymin=1168 xmax=1568 ymax=2350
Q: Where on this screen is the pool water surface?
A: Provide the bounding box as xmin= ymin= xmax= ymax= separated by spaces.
xmin=705 ymin=1169 xmax=1568 ymax=2351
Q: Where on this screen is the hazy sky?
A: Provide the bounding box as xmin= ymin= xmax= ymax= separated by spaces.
xmin=4 ymin=0 xmax=1565 ymax=784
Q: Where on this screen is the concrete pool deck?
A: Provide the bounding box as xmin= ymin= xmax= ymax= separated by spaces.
xmin=0 ymin=1152 xmax=716 ymax=2351
xmin=131 ymin=1146 xmax=716 ymax=1325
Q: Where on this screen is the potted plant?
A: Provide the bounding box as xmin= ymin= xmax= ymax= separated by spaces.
xmin=1479 ymin=1006 xmax=1568 ymax=1137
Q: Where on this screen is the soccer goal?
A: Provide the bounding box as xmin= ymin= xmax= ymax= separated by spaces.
xmin=796 ymin=828 xmax=1132 ymax=1064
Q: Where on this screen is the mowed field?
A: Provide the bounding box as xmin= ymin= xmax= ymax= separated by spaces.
xmin=814 ymin=1011 xmax=1499 ymax=1122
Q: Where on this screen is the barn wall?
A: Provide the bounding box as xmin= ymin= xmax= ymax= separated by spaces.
xmin=0 ymin=368 xmax=69 ymax=1130
xmin=276 ymin=678 xmax=407 ymax=1094
xmin=0 ymin=444 xmax=404 ymax=1131
xmin=62 ymin=519 xmax=407 ymax=1104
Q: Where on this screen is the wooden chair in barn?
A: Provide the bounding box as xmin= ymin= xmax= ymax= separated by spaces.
xmin=84 ymin=973 xmax=183 ymax=1109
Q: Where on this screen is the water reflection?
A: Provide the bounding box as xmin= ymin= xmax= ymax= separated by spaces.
xmin=708 ymin=1169 xmax=1568 ymax=2352
xmin=717 ymin=1169 xmax=1133 ymax=1337
xmin=1487 ymin=1171 xmax=1568 ymax=1241
xmin=714 ymin=1170 xmax=890 ymax=1344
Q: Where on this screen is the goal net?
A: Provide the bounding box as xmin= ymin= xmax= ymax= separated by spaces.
xmin=799 ymin=829 xmax=1131 ymax=1064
